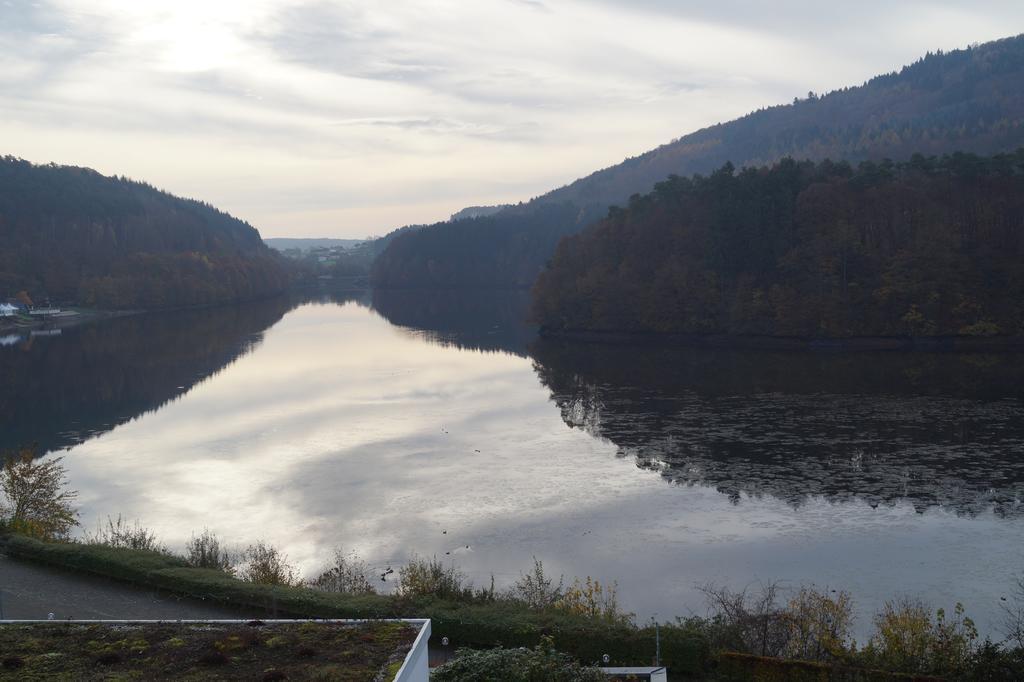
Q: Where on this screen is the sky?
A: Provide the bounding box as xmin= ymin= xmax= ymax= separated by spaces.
xmin=1 ymin=1 xmax=1023 ymax=238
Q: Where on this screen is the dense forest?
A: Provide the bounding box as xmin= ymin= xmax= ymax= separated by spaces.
xmin=372 ymin=35 xmax=1024 ymax=289
xmin=370 ymin=202 xmax=580 ymax=288
xmin=533 ymin=151 xmax=1024 ymax=338
xmin=0 ymin=157 xmax=290 ymax=309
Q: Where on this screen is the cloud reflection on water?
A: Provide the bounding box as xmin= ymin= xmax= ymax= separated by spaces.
xmin=22 ymin=296 xmax=1024 ymax=638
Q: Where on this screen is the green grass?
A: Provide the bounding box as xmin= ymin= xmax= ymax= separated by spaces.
xmin=0 ymin=534 xmax=710 ymax=677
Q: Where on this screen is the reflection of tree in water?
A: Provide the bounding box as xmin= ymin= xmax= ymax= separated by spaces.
xmin=531 ymin=340 xmax=1024 ymax=516
xmin=0 ymin=296 xmax=299 ymax=455
xmin=368 ymin=289 xmax=534 ymax=357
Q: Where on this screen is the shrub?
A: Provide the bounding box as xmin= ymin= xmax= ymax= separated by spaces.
xmin=431 ymin=636 xmax=605 ymax=682
xmin=930 ymin=602 xmax=979 ymax=675
xmin=697 ymin=582 xmax=856 ymax=664
xmin=86 ymin=515 xmax=166 ymax=553
xmin=185 ymin=528 xmax=235 ymax=572
xmin=237 ymin=541 xmax=299 ymax=586
xmin=966 ymin=640 xmax=1024 ymax=681
xmin=306 ymin=548 xmax=375 ymax=595
xmin=506 ymin=557 xmax=564 ymax=610
xmin=556 ymin=576 xmax=633 ymax=626
xmin=699 ymin=581 xmax=792 ymax=658
xmin=0 ymin=449 xmax=78 ymax=540
xmin=397 ymin=554 xmax=472 ymax=601
xmin=864 ymin=597 xmax=938 ymax=673
xmin=784 ymin=586 xmax=854 ymax=662
xmin=1002 ymin=576 xmax=1024 ymax=650
xmin=860 ymin=598 xmax=978 ymax=677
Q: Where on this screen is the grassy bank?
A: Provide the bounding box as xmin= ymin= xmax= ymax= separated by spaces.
xmin=0 ymin=534 xmax=709 ymax=677
xmin=714 ymin=653 xmax=943 ymax=682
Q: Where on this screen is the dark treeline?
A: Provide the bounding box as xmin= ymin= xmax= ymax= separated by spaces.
xmin=372 ymin=35 xmax=1024 ymax=290
xmin=0 ymin=157 xmax=290 ymax=308
xmin=370 ymin=202 xmax=580 ymax=288
xmin=533 ymin=151 xmax=1024 ymax=338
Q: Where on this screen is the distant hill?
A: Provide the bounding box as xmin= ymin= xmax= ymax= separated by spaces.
xmin=534 ymin=35 xmax=1024 ymax=212
xmin=449 ymin=205 xmax=511 ymax=222
xmin=265 ymin=237 xmax=366 ymax=252
xmin=373 ymin=35 xmax=1024 ymax=289
xmin=372 ymin=202 xmax=580 ymax=288
xmin=532 ymin=151 xmax=1024 ymax=340
xmin=0 ymin=157 xmax=289 ymax=309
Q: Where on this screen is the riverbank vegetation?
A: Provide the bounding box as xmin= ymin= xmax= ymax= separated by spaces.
xmin=533 ymin=151 xmax=1024 ymax=340
xmin=3 ymin=456 xmax=1024 ymax=679
xmin=6 ymin=530 xmax=1024 ymax=680
xmin=0 ymin=449 xmax=78 ymax=540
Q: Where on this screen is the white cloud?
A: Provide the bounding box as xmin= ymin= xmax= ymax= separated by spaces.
xmin=0 ymin=0 xmax=1021 ymax=237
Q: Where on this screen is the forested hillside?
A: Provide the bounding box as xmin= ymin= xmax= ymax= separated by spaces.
xmin=373 ymin=35 xmax=1024 ymax=289
xmin=0 ymin=157 xmax=289 ymax=308
xmin=537 ymin=34 xmax=1024 ymax=211
xmin=532 ymin=151 xmax=1024 ymax=339
xmin=370 ymin=203 xmax=580 ymax=288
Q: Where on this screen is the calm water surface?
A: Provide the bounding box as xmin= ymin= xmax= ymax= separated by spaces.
xmin=3 ymin=290 xmax=1024 ymax=636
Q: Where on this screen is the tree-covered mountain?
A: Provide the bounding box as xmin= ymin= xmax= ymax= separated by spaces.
xmin=373 ymin=35 xmax=1024 ymax=289
xmin=537 ymin=34 xmax=1024 ymax=212
xmin=371 ymin=202 xmax=580 ymax=288
xmin=532 ymin=151 xmax=1024 ymax=339
xmin=448 ymin=205 xmax=511 ymax=222
xmin=0 ymin=156 xmax=290 ymax=309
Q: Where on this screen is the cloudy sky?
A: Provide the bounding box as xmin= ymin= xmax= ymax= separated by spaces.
xmin=2 ymin=1 xmax=1022 ymax=238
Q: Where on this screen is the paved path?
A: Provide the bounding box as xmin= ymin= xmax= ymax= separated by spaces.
xmin=0 ymin=553 xmax=252 ymax=621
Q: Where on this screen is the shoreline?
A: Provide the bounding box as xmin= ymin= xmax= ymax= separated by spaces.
xmin=0 ymin=533 xmax=704 ymax=675
xmin=0 ymin=308 xmax=138 ymax=337
xmin=538 ymin=328 xmax=1024 ymax=352
xmin=0 ymin=291 xmax=299 ymax=339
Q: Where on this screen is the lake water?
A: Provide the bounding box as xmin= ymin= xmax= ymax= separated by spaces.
xmin=3 ymin=290 xmax=1024 ymax=637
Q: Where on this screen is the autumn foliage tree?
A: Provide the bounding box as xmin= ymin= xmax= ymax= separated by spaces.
xmin=0 ymin=448 xmax=79 ymax=540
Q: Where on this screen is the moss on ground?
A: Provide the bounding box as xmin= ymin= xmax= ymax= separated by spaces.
xmin=0 ymin=621 xmax=417 ymax=681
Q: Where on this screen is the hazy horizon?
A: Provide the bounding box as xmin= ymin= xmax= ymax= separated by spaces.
xmin=3 ymin=1 xmax=1023 ymax=239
